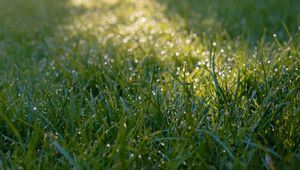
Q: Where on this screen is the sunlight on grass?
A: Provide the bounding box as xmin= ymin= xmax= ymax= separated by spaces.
xmin=71 ymin=0 xmax=122 ymax=8
xmin=65 ymin=0 xmax=214 ymax=95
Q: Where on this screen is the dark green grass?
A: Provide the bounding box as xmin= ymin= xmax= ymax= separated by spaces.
xmin=0 ymin=0 xmax=299 ymax=169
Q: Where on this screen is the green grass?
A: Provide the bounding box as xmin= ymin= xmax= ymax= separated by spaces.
xmin=0 ymin=0 xmax=299 ymax=169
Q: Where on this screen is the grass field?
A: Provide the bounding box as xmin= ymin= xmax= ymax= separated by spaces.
xmin=0 ymin=0 xmax=300 ymax=169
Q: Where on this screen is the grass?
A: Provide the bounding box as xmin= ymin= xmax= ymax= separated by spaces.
xmin=0 ymin=0 xmax=299 ymax=169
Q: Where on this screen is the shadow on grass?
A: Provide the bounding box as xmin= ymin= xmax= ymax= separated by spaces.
xmin=0 ymin=0 xmax=91 ymax=61
xmin=157 ymin=0 xmax=300 ymax=43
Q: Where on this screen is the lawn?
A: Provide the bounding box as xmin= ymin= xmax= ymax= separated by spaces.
xmin=0 ymin=0 xmax=300 ymax=169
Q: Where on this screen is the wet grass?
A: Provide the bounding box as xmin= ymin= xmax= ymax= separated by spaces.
xmin=0 ymin=0 xmax=299 ymax=169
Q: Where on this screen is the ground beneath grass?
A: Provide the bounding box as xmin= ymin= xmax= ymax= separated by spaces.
xmin=0 ymin=0 xmax=300 ymax=169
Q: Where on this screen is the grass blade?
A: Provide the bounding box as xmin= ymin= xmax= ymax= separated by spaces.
xmin=51 ymin=141 xmax=79 ymax=169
